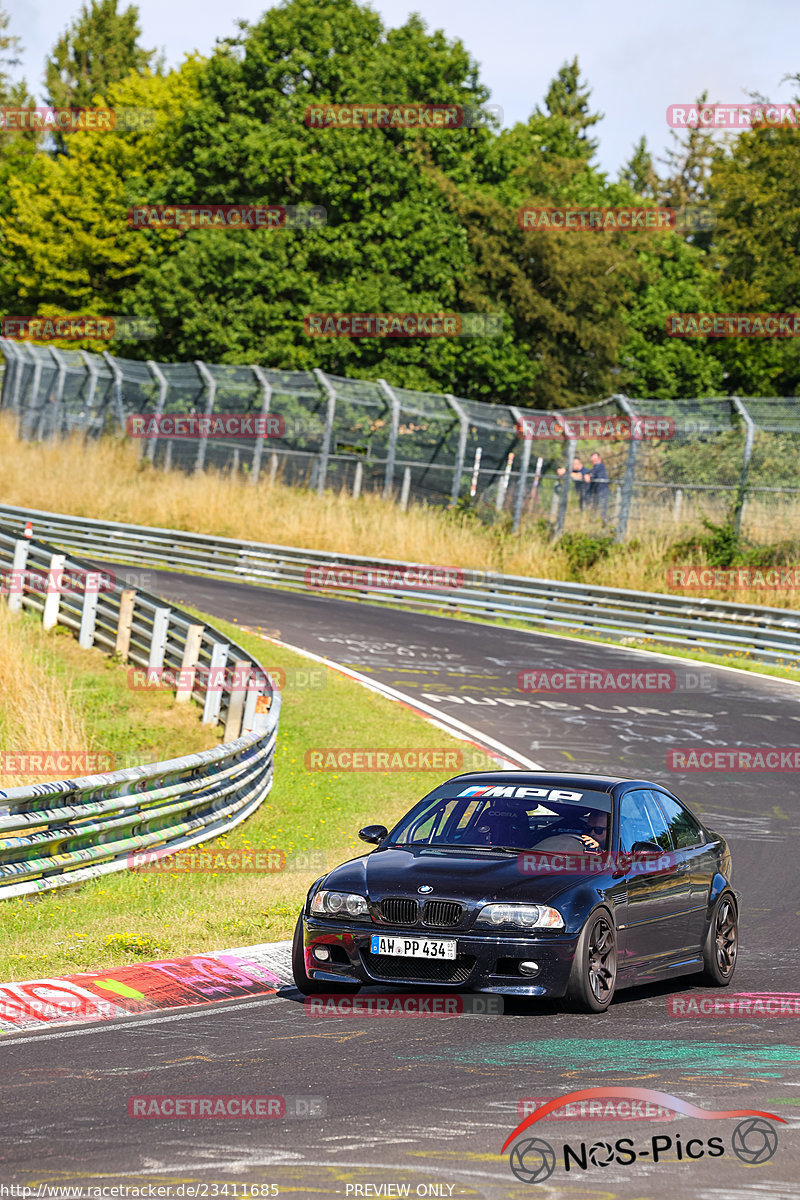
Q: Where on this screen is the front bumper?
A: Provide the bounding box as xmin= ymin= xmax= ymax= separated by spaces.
xmin=301 ymin=915 xmax=579 ymax=997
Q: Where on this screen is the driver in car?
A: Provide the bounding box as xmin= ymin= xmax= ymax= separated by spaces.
xmin=577 ymin=811 xmax=608 ymax=852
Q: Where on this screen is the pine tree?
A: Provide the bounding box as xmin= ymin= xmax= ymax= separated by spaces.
xmin=619 ymin=136 xmax=660 ymax=198
xmin=44 ymin=0 xmax=156 ymax=110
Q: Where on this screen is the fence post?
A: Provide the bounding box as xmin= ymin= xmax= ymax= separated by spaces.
xmin=353 ymin=460 xmax=363 ymax=499
xmin=46 ymin=347 xmax=67 ymax=440
xmin=269 ymin=452 xmax=279 ymax=483
xmin=469 ymin=446 xmax=482 ymax=498
xmin=0 ymin=339 xmax=22 ymax=412
xmin=101 ymin=351 xmax=126 ymax=432
xmin=554 ymin=431 xmax=577 ymax=538
xmin=673 ymin=488 xmax=684 ymax=524
xmin=399 ymin=466 xmax=411 ymax=511
xmin=116 ymin=589 xmax=136 ymax=662
xmin=224 ymin=660 xmax=250 ymax=740
xmin=23 ymin=346 xmax=43 ymax=441
xmin=614 ymin=394 xmax=640 ymax=543
xmin=378 ymin=378 xmax=401 ymax=498
xmin=7 ymin=539 xmax=29 ymax=614
xmin=145 ymin=360 xmax=168 ymax=462
xmin=509 ymin=407 xmax=533 ymax=534
xmin=42 ymin=553 xmax=66 ymax=631
xmin=80 ymin=351 xmax=100 ymax=440
xmin=731 ymin=397 xmax=755 ymax=537
xmin=313 ymin=368 xmax=337 ymax=495
xmin=194 ymin=361 xmax=216 ymax=473
xmin=446 ymin=395 xmax=468 ymax=505
xmin=250 ymin=365 xmax=273 ymax=485
xmin=202 ymin=641 xmax=229 ymax=725
xmin=177 ymin=624 xmax=204 ymax=702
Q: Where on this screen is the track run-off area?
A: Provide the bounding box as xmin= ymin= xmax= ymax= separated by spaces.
xmin=2 ymin=565 xmax=799 ymax=1199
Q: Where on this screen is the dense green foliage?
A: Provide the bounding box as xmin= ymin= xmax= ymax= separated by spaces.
xmin=1 ymin=0 xmax=799 ymax=406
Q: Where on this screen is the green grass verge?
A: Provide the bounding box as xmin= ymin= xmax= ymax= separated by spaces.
xmin=0 ymin=610 xmax=491 ymax=982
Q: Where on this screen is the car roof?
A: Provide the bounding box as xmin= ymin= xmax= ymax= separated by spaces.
xmin=443 ymin=771 xmax=648 ymax=794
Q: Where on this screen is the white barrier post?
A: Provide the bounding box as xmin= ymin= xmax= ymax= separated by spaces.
xmin=79 ymin=575 xmax=99 ymax=648
xmin=7 ymin=540 xmax=29 ymax=614
xmin=42 ymin=553 xmax=66 ymax=631
xmin=148 ymin=607 xmax=171 ymax=673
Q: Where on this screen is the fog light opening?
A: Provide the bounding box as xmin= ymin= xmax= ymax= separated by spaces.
xmin=313 ymin=945 xmax=330 ymax=962
xmin=519 ymin=960 xmax=539 ymax=976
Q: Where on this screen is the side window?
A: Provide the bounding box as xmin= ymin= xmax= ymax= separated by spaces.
xmin=654 ymin=792 xmax=704 ymax=849
xmin=619 ymin=789 xmax=673 ymax=853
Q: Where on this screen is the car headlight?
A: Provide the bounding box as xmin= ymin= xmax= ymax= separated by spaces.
xmin=475 ymin=903 xmax=564 ymax=930
xmin=311 ymin=889 xmax=369 ymax=918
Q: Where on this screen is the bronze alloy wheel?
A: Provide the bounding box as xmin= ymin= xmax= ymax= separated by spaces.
xmin=714 ymin=895 xmax=738 ymax=977
xmin=587 ymin=913 xmax=617 ymax=1003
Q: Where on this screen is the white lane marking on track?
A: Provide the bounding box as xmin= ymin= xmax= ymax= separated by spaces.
xmin=258 ymin=634 xmax=544 ymax=770
xmin=0 ymin=993 xmax=284 ymax=1047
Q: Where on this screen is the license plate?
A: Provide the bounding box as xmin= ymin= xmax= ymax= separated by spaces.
xmin=370 ymin=935 xmax=456 ymax=959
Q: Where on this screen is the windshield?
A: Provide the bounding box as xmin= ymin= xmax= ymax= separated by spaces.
xmin=388 ymin=783 xmax=612 ymax=851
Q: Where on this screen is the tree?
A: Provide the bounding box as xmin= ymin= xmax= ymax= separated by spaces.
xmin=619 ymin=136 xmax=660 ymax=198
xmin=659 ymin=91 xmax=718 ymax=208
xmin=44 ymin=0 xmax=156 ymax=111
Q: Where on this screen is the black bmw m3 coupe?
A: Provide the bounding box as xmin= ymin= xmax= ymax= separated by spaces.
xmin=292 ymin=771 xmax=738 ymax=1012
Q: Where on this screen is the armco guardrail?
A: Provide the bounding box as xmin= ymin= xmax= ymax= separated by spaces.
xmin=0 ymin=504 xmax=798 ymax=666
xmin=0 ymin=522 xmax=280 ymax=899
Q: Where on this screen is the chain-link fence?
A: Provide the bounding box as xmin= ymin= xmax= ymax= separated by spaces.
xmin=2 ymin=338 xmax=797 ymax=542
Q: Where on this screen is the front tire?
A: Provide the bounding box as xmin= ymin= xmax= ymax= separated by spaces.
xmin=565 ymin=909 xmax=617 ymax=1013
xmin=699 ymin=892 xmax=738 ymax=986
xmin=291 ymin=914 xmax=361 ymax=996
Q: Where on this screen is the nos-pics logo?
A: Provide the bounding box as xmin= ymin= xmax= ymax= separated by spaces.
xmin=503 ymin=1088 xmax=783 ymax=1184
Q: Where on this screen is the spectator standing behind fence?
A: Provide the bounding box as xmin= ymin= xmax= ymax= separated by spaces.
xmin=556 ymin=457 xmax=588 ymax=509
xmin=584 ymin=451 xmax=610 ymax=521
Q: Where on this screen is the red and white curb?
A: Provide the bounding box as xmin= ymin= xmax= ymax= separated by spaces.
xmin=0 ymin=941 xmax=295 ymax=1036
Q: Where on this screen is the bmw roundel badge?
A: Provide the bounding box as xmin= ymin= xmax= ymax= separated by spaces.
xmin=418 ymin=885 xmax=433 ymax=894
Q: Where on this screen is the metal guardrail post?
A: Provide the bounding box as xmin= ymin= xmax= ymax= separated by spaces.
xmin=148 ymin=607 xmax=170 ymax=672
xmin=203 ymin=641 xmax=229 ymax=724
xmin=176 ymin=624 xmax=204 ymax=701
xmin=250 ymin=365 xmax=273 ymax=485
xmin=101 ymin=351 xmax=125 ymax=433
xmin=509 ymin=407 xmax=533 ymax=533
xmin=194 ymin=361 xmax=216 ymax=473
xmin=224 ymin=660 xmax=250 ymax=740
xmin=79 ymin=579 xmax=99 ymax=648
xmin=731 ymin=396 xmax=755 ymax=537
xmin=446 ymin=395 xmax=468 ymax=505
xmin=614 ymin=394 xmax=640 ymax=543
xmin=378 ymin=378 xmax=401 ymax=498
xmin=145 ymin=360 xmax=168 ymax=462
xmin=116 ymin=589 xmax=136 ymax=661
xmin=313 ymin=369 xmax=337 ymax=495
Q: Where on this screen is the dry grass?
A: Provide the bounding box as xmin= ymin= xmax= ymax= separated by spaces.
xmin=0 ymin=603 xmax=92 ymax=788
xmin=1 ymin=415 xmax=798 ymax=609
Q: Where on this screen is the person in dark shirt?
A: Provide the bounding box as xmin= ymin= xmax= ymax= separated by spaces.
xmin=556 ymin=456 xmax=588 ymax=509
xmin=584 ymin=451 xmax=610 ymax=521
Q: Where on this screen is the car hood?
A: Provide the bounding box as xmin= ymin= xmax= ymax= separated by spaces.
xmin=321 ymin=845 xmax=587 ymax=905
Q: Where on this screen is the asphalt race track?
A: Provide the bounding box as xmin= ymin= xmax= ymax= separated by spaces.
xmin=2 ymin=567 xmax=799 ymax=1199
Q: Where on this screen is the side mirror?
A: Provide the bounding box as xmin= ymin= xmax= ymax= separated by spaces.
xmin=359 ymin=824 xmax=388 ymax=845
xmin=631 ymin=840 xmax=664 ymax=856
